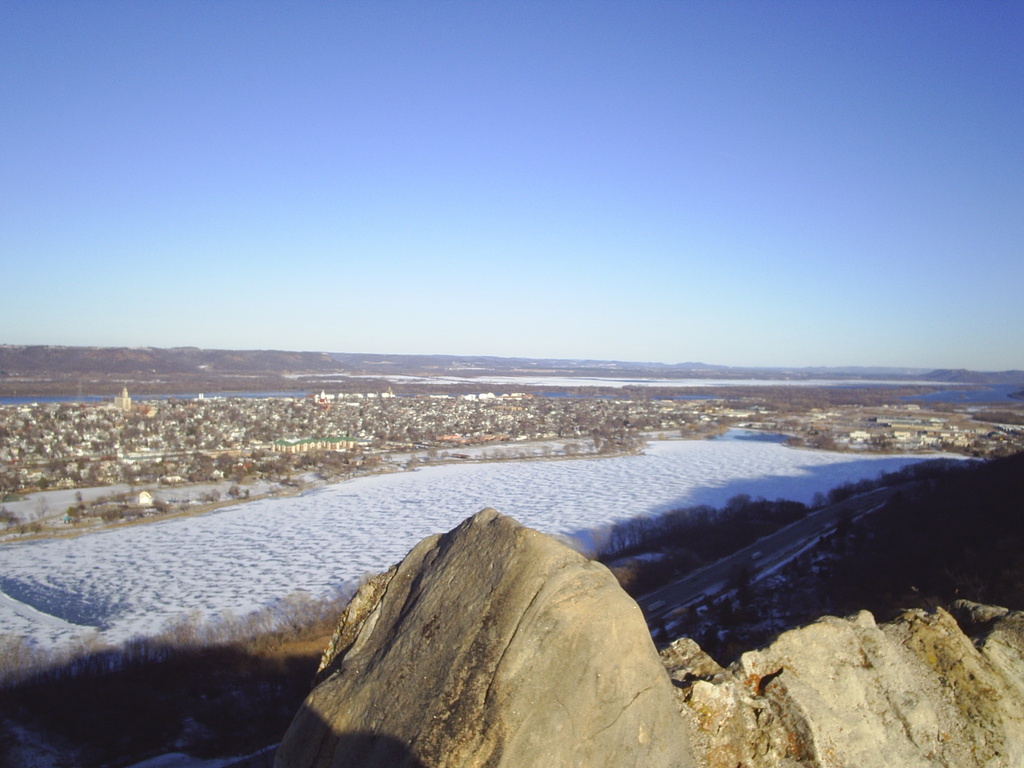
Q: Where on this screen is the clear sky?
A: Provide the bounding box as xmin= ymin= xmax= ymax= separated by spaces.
xmin=2 ymin=1 xmax=1022 ymax=370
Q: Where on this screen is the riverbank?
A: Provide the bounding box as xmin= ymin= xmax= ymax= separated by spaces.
xmin=0 ymin=470 xmax=389 ymax=545
xmin=1 ymin=423 xmax=954 ymax=547
xmin=0 ymin=433 xmax=664 ymax=545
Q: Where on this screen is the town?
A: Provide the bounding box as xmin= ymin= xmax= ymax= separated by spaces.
xmin=1 ymin=386 xmax=1022 ymax=535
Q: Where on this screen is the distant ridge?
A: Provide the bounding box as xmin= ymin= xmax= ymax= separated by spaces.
xmin=0 ymin=345 xmax=1020 ymax=383
xmin=0 ymin=345 xmax=342 ymax=375
xmin=923 ymin=368 xmax=1024 ymax=385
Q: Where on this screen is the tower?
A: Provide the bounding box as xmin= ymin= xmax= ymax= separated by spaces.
xmin=114 ymin=387 xmax=132 ymax=412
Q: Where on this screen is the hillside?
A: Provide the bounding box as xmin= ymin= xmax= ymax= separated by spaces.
xmin=607 ymin=452 xmax=1024 ymax=663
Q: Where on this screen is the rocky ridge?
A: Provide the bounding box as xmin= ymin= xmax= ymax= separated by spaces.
xmin=277 ymin=510 xmax=1024 ymax=768
xmin=670 ymin=603 xmax=1024 ymax=767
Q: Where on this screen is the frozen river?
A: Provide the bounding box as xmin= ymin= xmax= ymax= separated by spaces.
xmin=0 ymin=433 xmax=950 ymax=649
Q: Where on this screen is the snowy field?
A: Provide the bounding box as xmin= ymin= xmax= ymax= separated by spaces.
xmin=0 ymin=433 xmax=954 ymax=649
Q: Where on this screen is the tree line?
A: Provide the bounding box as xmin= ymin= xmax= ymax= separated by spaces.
xmin=594 ymin=457 xmax=971 ymax=597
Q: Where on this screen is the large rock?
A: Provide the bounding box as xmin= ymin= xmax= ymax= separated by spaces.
xmin=673 ymin=605 xmax=1024 ymax=768
xmin=275 ymin=508 xmax=691 ymax=768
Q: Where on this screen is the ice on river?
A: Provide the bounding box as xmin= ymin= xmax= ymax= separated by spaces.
xmin=0 ymin=434 xmax=951 ymax=649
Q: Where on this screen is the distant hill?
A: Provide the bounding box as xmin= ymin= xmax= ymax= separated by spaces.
xmin=0 ymin=346 xmax=344 ymax=375
xmin=922 ymin=368 xmax=1024 ymax=385
xmin=1 ymin=345 xmax=1020 ymax=384
xmin=325 ymin=352 xmax=731 ymax=377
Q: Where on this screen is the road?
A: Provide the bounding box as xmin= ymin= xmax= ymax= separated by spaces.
xmin=635 ymin=483 xmax=915 ymax=627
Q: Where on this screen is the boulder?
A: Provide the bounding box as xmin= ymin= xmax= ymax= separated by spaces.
xmin=275 ymin=508 xmax=691 ymax=768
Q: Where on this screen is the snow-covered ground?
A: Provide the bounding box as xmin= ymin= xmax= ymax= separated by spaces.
xmin=0 ymin=433 xmax=955 ymax=650
xmin=2 ymin=480 xmax=285 ymax=525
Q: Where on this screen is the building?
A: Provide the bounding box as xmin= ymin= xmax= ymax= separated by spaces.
xmin=113 ymin=387 xmax=132 ymax=412
xmin=271 ymin=436 xmax=358 ymax=453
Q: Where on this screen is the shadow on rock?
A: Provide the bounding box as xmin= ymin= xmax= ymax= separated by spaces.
xmin=271 ymin=727 xmax=427 ymax=768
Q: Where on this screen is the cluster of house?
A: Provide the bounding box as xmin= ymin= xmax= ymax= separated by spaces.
xmin=271 ymin=436 xmax=358 ymax=453
xmin=2 ymin=387 xmax=1020 ymax=497
xmin=746 ymin=403 xmax=1020 ymax=453
xmin=0 ymin=389 xmax=709 ymax=493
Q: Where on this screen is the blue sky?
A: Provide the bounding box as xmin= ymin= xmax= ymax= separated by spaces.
xmin=2 ymin=1 xmax=1022 ymax=370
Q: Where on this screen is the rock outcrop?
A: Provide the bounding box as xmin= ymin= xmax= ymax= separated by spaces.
xmin=275 ymin=508 xmax=691 ymax=768
xmin=672 ymin=602 xmax=1024 ymax=768
xmin=276 ymin=508 xmax=1024 ymax=768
